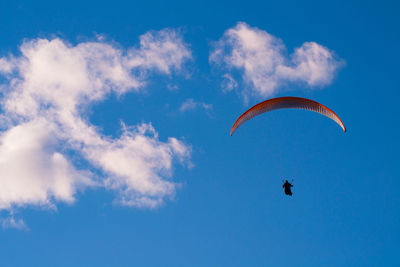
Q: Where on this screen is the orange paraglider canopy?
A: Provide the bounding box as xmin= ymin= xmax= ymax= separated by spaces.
xmin=230 ymin=96 xmax=346 ymax=136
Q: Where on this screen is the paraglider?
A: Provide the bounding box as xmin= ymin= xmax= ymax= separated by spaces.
xmin=230 ymin=96 xmax=346 ymax=196
xmin=230 ymin=96 xmax=346 ymax=136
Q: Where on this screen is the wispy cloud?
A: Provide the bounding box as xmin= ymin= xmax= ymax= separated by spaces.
xmin=221 ymin=73 xmax=238 ymax=93
xmin=210 ymin=22 xmax=344 ymax=100
xmin=179 ymin=98 xmax=213 ymax=113
xmin=0 ymin=28 xmax=192 ymax=221
xmin=1 ymin=216 xmax=28 ymax=231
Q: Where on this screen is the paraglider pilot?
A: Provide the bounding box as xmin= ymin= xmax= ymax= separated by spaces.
xmin=282 ymin=180 xmax=293 ymax=196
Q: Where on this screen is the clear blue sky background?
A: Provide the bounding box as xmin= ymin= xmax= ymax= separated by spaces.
xmin=0 ymin=0 xmax=399 ymax=266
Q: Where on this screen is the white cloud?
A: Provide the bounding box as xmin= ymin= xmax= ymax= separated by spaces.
xmin=0 ymin=119 xmax=93 ymax=211
xmin=1 ymin=216 xmax=28 ymax=230
xmin=0 ymin=28 xmax=192 ymax=221
xmin=179 ymin=98 xmax=213 ymax=113
xmin=83 ymin=122 xmax=191 ymax=208
xmin=210 ymin=22 xmax=343 ymax=99
xmin=127 ymin=29 xmax=192 ymax=74
xmin=0 ymin=57 xmax=16 ymax=74
xmin=221 ymin=73 xmax=238 ymax=92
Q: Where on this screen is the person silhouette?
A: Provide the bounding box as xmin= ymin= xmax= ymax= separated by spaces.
xmin=282 ymin=180 xmax=293 ymax=196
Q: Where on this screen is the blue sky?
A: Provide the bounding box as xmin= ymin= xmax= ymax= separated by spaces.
xmin=0 ymin=0 xmax=399 ymax=266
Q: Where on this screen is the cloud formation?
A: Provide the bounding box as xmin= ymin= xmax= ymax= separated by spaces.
xmin=210 ymin=22 xmax=343 ymax=100
xmin=0 ymin=215 xmax=28 ymax=230
xmin=0 ymin=28 xmax=192 ymax=219
xmin=179 ymin=98 xmax=212 ymax=113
